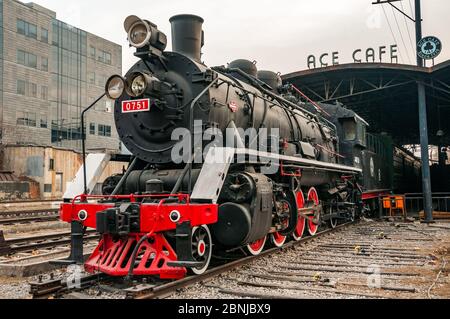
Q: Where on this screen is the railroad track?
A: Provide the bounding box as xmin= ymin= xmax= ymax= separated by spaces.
xmin=26 ymin=221 xmax=450 ymax=299
xmin=0 ymin=230 xmax=99 ymax=257
xmin=0 ymin=209 xmax=60 ymax=225
xmin=178 ymin=222 xmax=447 ymax=299
xmin=28 ymin=221 xmax=355 ymax=299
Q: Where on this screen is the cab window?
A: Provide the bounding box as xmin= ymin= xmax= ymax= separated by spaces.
xmin=357 ymin=123 xmax=367 ymax=147
xmin=342 ymin=120 xmax=356 ymax=141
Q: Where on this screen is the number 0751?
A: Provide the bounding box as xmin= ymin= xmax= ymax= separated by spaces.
xmin=121 ymin=98 xmax=151 ymax=113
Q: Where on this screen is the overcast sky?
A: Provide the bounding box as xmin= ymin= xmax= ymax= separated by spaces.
xmin=33 ymin=0 xmax=450 ymax=74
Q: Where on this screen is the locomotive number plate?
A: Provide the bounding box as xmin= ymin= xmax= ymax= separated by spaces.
xmin=122 ymin=99 xmax=151 ymax=113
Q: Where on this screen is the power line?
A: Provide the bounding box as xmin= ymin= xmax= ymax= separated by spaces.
xmin=400 ymin=0 xmax=416 ymax=61
xmin=390 ymin=4 xmax=412 ymax=64
xmin=382 ymin=4 xmax=406 ymax=63
xmin=408 ymin=0 xmax=415 ymax=19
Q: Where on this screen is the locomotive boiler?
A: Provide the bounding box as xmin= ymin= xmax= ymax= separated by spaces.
xmin=59 ymin=14 xmax=362 ymax=278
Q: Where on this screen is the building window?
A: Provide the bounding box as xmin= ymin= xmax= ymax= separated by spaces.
xmin=17 ymin=80 xmax=26 ymax=95
xmin=41 ymin=28 xmax=48 ymax=43
xmin=98 ymin=124 xmax=112 ymax=137
xmin=17 ymin=50 xmax=25 ymax=65
xmin=41 ymin=57 xmax=48 ymax=71
xmin=40 ymin=115 xmax=48 ymax=128
xmin=105 ymin=52 xmax=112 ymax=65
xmin=90 ymin=46 xmax=96 ymax=59
xmin=49 ymin=159 xmax=55 ymax=171
xmin=98 ymin=50 xmax=112 ymax=64
xmin=41 ymin=86 xmax=48 ymax=100
xmin=16 ymin=19 xmax=37 ymax=39
xmin=17 ymin=19 xmax=25 ymax=35
xmin=16 ymin=111 xmax=37 ymax=127
xmin=28 ymin=24 xmax=37 ymax=39
xmin=90 ymin=123 xmax=96 ymax=135
xmin=28 ymin=53 xmax=37 ymax=68
xmin=30 ymin=83 xmax=37 ymax=98
xmin=17 ymin=49 xmax=37 ymax=69
xmin=88 ymin=72 xmax=95 ymax=85
xmin=105 ymin=126 xmax=111 ymax=137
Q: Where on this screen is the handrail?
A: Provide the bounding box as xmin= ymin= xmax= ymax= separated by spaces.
xmin=188 ymin=77 xmax=221 ymax=195
xmin=80 ymin=93 xmax=106 ymax=196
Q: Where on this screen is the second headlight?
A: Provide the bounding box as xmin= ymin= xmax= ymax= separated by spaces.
xmin=105 ymin=75 xmax=126 ymax=100
xmin=126 ymin=72 xmax=160 ymax=97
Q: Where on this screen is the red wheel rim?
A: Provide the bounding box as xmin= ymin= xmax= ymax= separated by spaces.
xmin=246 ymin=236 xmax=267 ymax=256
xmin=271 ymin=232 xmax=286 ymax=247
xmin=293 ymin=191 xmax=306 ymax=241
xmin=307 ymin=188 xmax=319 ymax=236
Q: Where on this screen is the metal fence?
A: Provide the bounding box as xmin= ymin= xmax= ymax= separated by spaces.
xmin=404 ymin=193 xmax=450 ymax=214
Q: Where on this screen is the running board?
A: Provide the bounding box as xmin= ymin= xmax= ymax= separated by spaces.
xmin=191 ymin=147 xmax=360 ymax=203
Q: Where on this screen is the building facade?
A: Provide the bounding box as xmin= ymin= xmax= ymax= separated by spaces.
xmin=0 ymin=0 xmax=121 ymax=152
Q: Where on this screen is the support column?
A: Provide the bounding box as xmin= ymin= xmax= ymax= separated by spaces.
xmin=417 ymin=82 xmax=434 ymax=222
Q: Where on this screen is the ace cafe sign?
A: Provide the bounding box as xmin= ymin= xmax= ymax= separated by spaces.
xmin=307 ymin=45 xmax=399 ymax=69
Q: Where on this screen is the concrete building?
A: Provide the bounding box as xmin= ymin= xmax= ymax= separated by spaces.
xmin=0 ymin=0 xmax=122 ymax=152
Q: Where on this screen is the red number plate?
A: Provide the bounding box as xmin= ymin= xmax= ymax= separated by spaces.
xmin=121 ymin=99 xmax=151 ymax=113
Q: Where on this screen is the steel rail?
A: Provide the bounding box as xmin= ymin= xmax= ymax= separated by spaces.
xmin=1 ymin=230 xmax=99 ymax=256
xmin=0 ymin=209 xmax=60 ymax=225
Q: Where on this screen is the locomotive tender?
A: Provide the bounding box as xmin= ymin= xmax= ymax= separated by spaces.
xmin=60 ymin=14 xmax=365 ymax=278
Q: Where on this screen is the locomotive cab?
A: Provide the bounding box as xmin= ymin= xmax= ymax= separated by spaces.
xmin=339 ymin=115 xmax=368 ymax=169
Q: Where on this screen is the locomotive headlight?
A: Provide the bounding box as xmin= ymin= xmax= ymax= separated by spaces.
xmin=124 ymin=15 xmax=151 ymax=48
xmin=131 ymin=74 xmax=147 ymax=96
xmin=105 ymin=75 xmax=126 ymax=100
xmin=124 ymin=16 xmax=167 ymax=52
xmin=126 ymin=72 xmax=160 ymax=97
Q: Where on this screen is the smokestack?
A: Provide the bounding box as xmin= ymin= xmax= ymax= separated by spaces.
xmin=169 ymin=14 xmax=204 ymax=63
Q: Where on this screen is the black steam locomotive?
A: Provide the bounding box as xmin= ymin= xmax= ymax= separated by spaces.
xmin=60 ymin=14 xmax=388 ymax=279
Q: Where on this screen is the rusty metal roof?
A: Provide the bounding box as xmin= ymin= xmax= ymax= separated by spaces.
xmin=0 ymin=171 xmax=19 ymax=182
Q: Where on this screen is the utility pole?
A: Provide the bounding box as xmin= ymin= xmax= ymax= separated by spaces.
xmin=372 ymin=0 xmax=433 ymax=222
xmin=414 ymin=0 xmax=433 ymax=222
xmin=415 ymin=0 xmax=423 ymax=66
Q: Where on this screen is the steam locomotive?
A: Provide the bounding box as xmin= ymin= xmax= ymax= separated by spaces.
xmin=60 ymin=14 xmax=370 ymax=279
